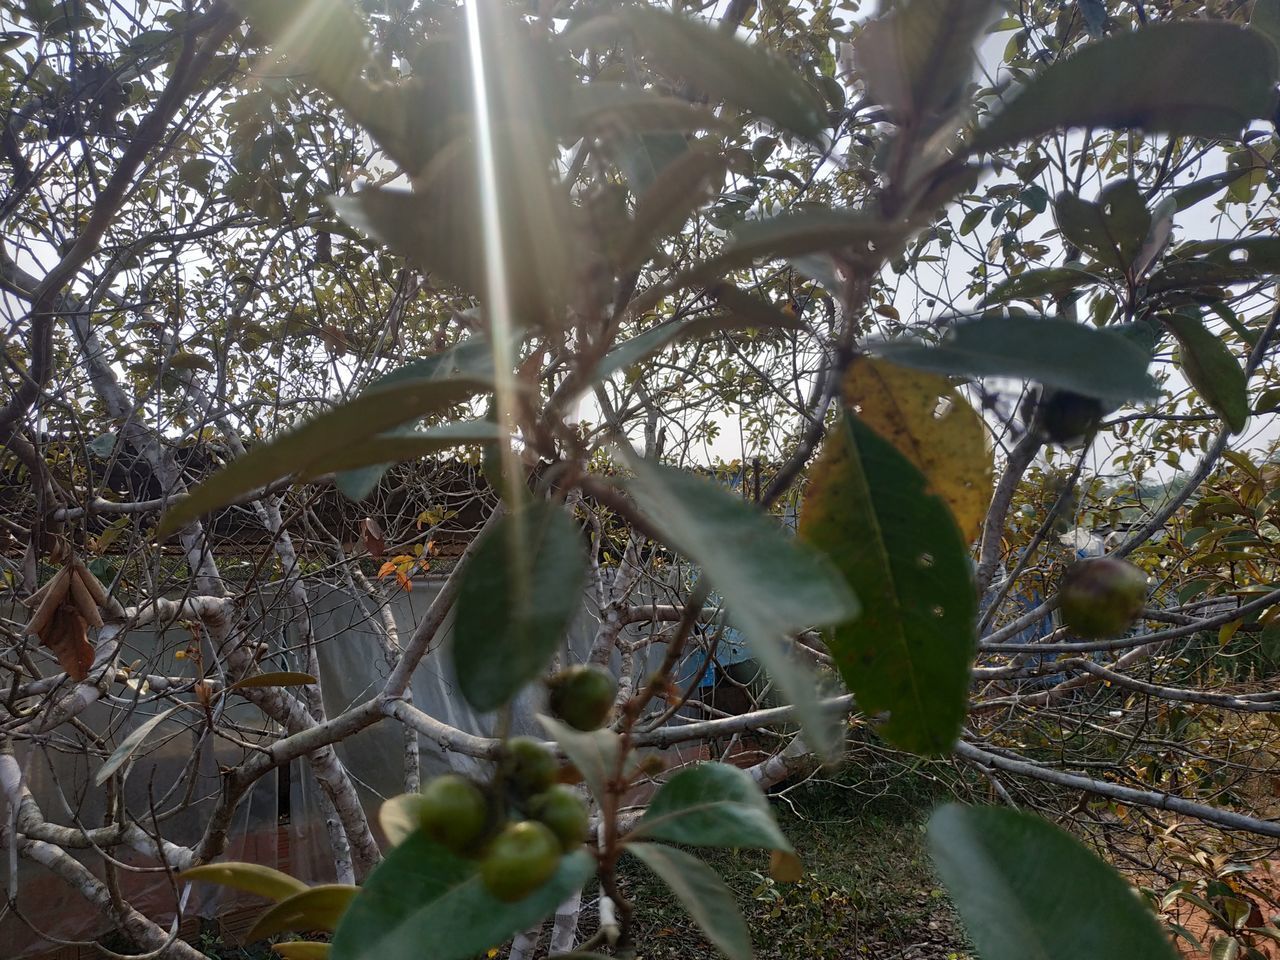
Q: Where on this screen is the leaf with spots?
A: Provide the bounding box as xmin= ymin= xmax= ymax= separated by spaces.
xmin=799 ymin=414 xmax=975 ymax=756
xmin=843 ymin=357 xmax=992 ymax=542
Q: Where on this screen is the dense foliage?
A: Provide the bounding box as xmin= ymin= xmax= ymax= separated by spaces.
xmin=3 ymin=0 xmax=1280 ymax=958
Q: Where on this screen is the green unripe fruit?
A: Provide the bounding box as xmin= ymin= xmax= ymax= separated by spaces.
xmin=547 ymin=664 xmax=617 ymax=731
xmin=480 ymin=820 xmax=561 ymax=902
xmin=502 ymin=737 xmax=557 ymax=798
xmin=416 ymin=774 xmax=489 ymax=854
xmin=1060 ymin=557 xmax=1148 ymax=639
xmin=527 ymin=785 xmax=588 ymax=851
xmin=1036 ymin=389 xmax=1105 ymax=445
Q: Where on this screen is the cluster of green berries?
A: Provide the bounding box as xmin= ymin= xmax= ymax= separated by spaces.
xmin=408 ymin=665 xmax=616 ymax=902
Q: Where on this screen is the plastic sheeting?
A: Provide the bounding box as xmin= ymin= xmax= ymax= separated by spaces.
xmin=5 ymin=577 xmax=625 ymax=955
xmin=3 ymin=611 xmax=280 ymax=958
xmin=288 ymin=580 xmax=604 ymax=880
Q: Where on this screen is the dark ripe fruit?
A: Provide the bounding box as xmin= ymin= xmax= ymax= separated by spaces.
xmin=1059 ymin=557 xmax=1148 ymax=639
xmin=547 ymin=664 xmax=617 ymax=731
xmin=1036 ymin=389 xmax=1105 ymax=445
xmin=527 ymin=785 xmax=588 ymax=851
xmin=416 ymin=774 xmax=489 ymax=854
xmin=479 ymin=820 xmax=561 ymax=902
xmin=502 ymin=737 xmax=557 ymax=798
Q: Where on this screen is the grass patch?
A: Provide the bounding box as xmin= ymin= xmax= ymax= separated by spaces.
xmin=604 ymin=760 xmax=973 ymax=960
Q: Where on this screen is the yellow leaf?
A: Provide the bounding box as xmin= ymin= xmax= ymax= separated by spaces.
xmin=274 ymin=945 xmax=329 ymax=960
xmin=180 ymin=862 xmax=308 ymax=903
xmin=246 ymin=885 xmax=358 ymax=941
xmin=842 ymin=357 xmax=993 ymax=541
xmin=1219 ymin=619 xmax=1242 ymax=646
xmin=377 ymin=561 xmax=397 ymax=578
xmin=770 ymin=849 xmax=804 ymax=882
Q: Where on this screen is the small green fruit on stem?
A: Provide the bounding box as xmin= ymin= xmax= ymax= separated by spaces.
xmin=1034 ymin=389 xmax=1105 ymax=445
xmin=547 ymin=663 xmax=617 ymax=731
xmin=528 ymin=785 xmax=589 ymax=851
xmin=416 ymin=774 xmax=490 ymax=854
xmin=502 ymin=737 xmax=558 ymax=798
xmin=480 ymin=820 xmax=562 ymax=902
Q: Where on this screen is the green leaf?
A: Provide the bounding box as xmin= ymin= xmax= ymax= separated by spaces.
xmin=452 ymin=503 xmax=588 ymax=713
xmin=157 ymin=346 xmax=490 ymax=537
xmin=95 ymin=706 xmax=182 ymax=786
xmin=1170 ymin=170 xmax=1253 ymax=212
xmin=569 ymin=83 xmax=726 ymax=134
xmin=614 ymin=7 xmax=827 ymax=141
xmin=621 ymin=455 xmax=858 ymax=756
xmin=538 ymin=715 xmax=623 ymax=806
xmin=713 ymin=210 xmax=896 ymax=271
xmin=1053 ymin=180 xmax=1150 ymax=272
xmin=708 ymin=284 xmax=804 ymax=333
xmin=874 ymin=314 xmax=1158 ymax=403
xmin=247 ymin=885 xmax=359 ymax=941
xmin=971 ymin=22 xmax=1280 ymax=153
xmin=630 ymin=762 xmax=793 ymax=852
xmin=324 ymin=421 xmax=503 ymax=502
xmin=799 ymin=415 xmax=974 ymax=755
xmin=595 ymin=321 xmax=694 ymax=383
xmin=322 ymin=424 xmax=501 ymax=478
xmin=180 ymin=862 xmax=309 ymax=903
xmin=232 ymin=0 xmax=370 ymax=102
xmin=1078 ymin=0 xmax=1107 ymax=37
xmin=0 ymin=32 xmax=31 ymax=52
xmin=179 ymin=158 xmax=217 ymax=191
xmin=979 ymin=266 xmax=1094 ymax=306
xmin=612 ymin=132 xmax=690 ymax=194
xmin=229 ymin=671 xmax=318 ymax=691
xmin=43 ymin=9 xmax=100 ymax=36
xmin=1253 ymin=0 xmax=1280 ymax=51
xmin=329 ymin=132 xmax=571 ymax=327
xmin=854 ymin=0 xmax=997 ymax=122
xmin=960 ymin=205 xmax=990 ymax=236
xmin=928 ymin=804 xmax=1177 ymax=960
xmin=1174 ymin=237 xmax=1280 ymax=274
xmin=619 ymin=149 xmax=725 ymax=267
xmin=1145 ymin=258 xmax=1262 ymax=296
xmin=626 ymin=843 xmax=752 ymax=960
xmin=87 ymin=432 xmax=118 ymax=458
xmin=594 ymin=287 xmax=800 ymax=385
xmin=330 ymin=833 xmax=594 ymax=960
xmin=1164 ymin=311 xmax=1250 ymax=433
